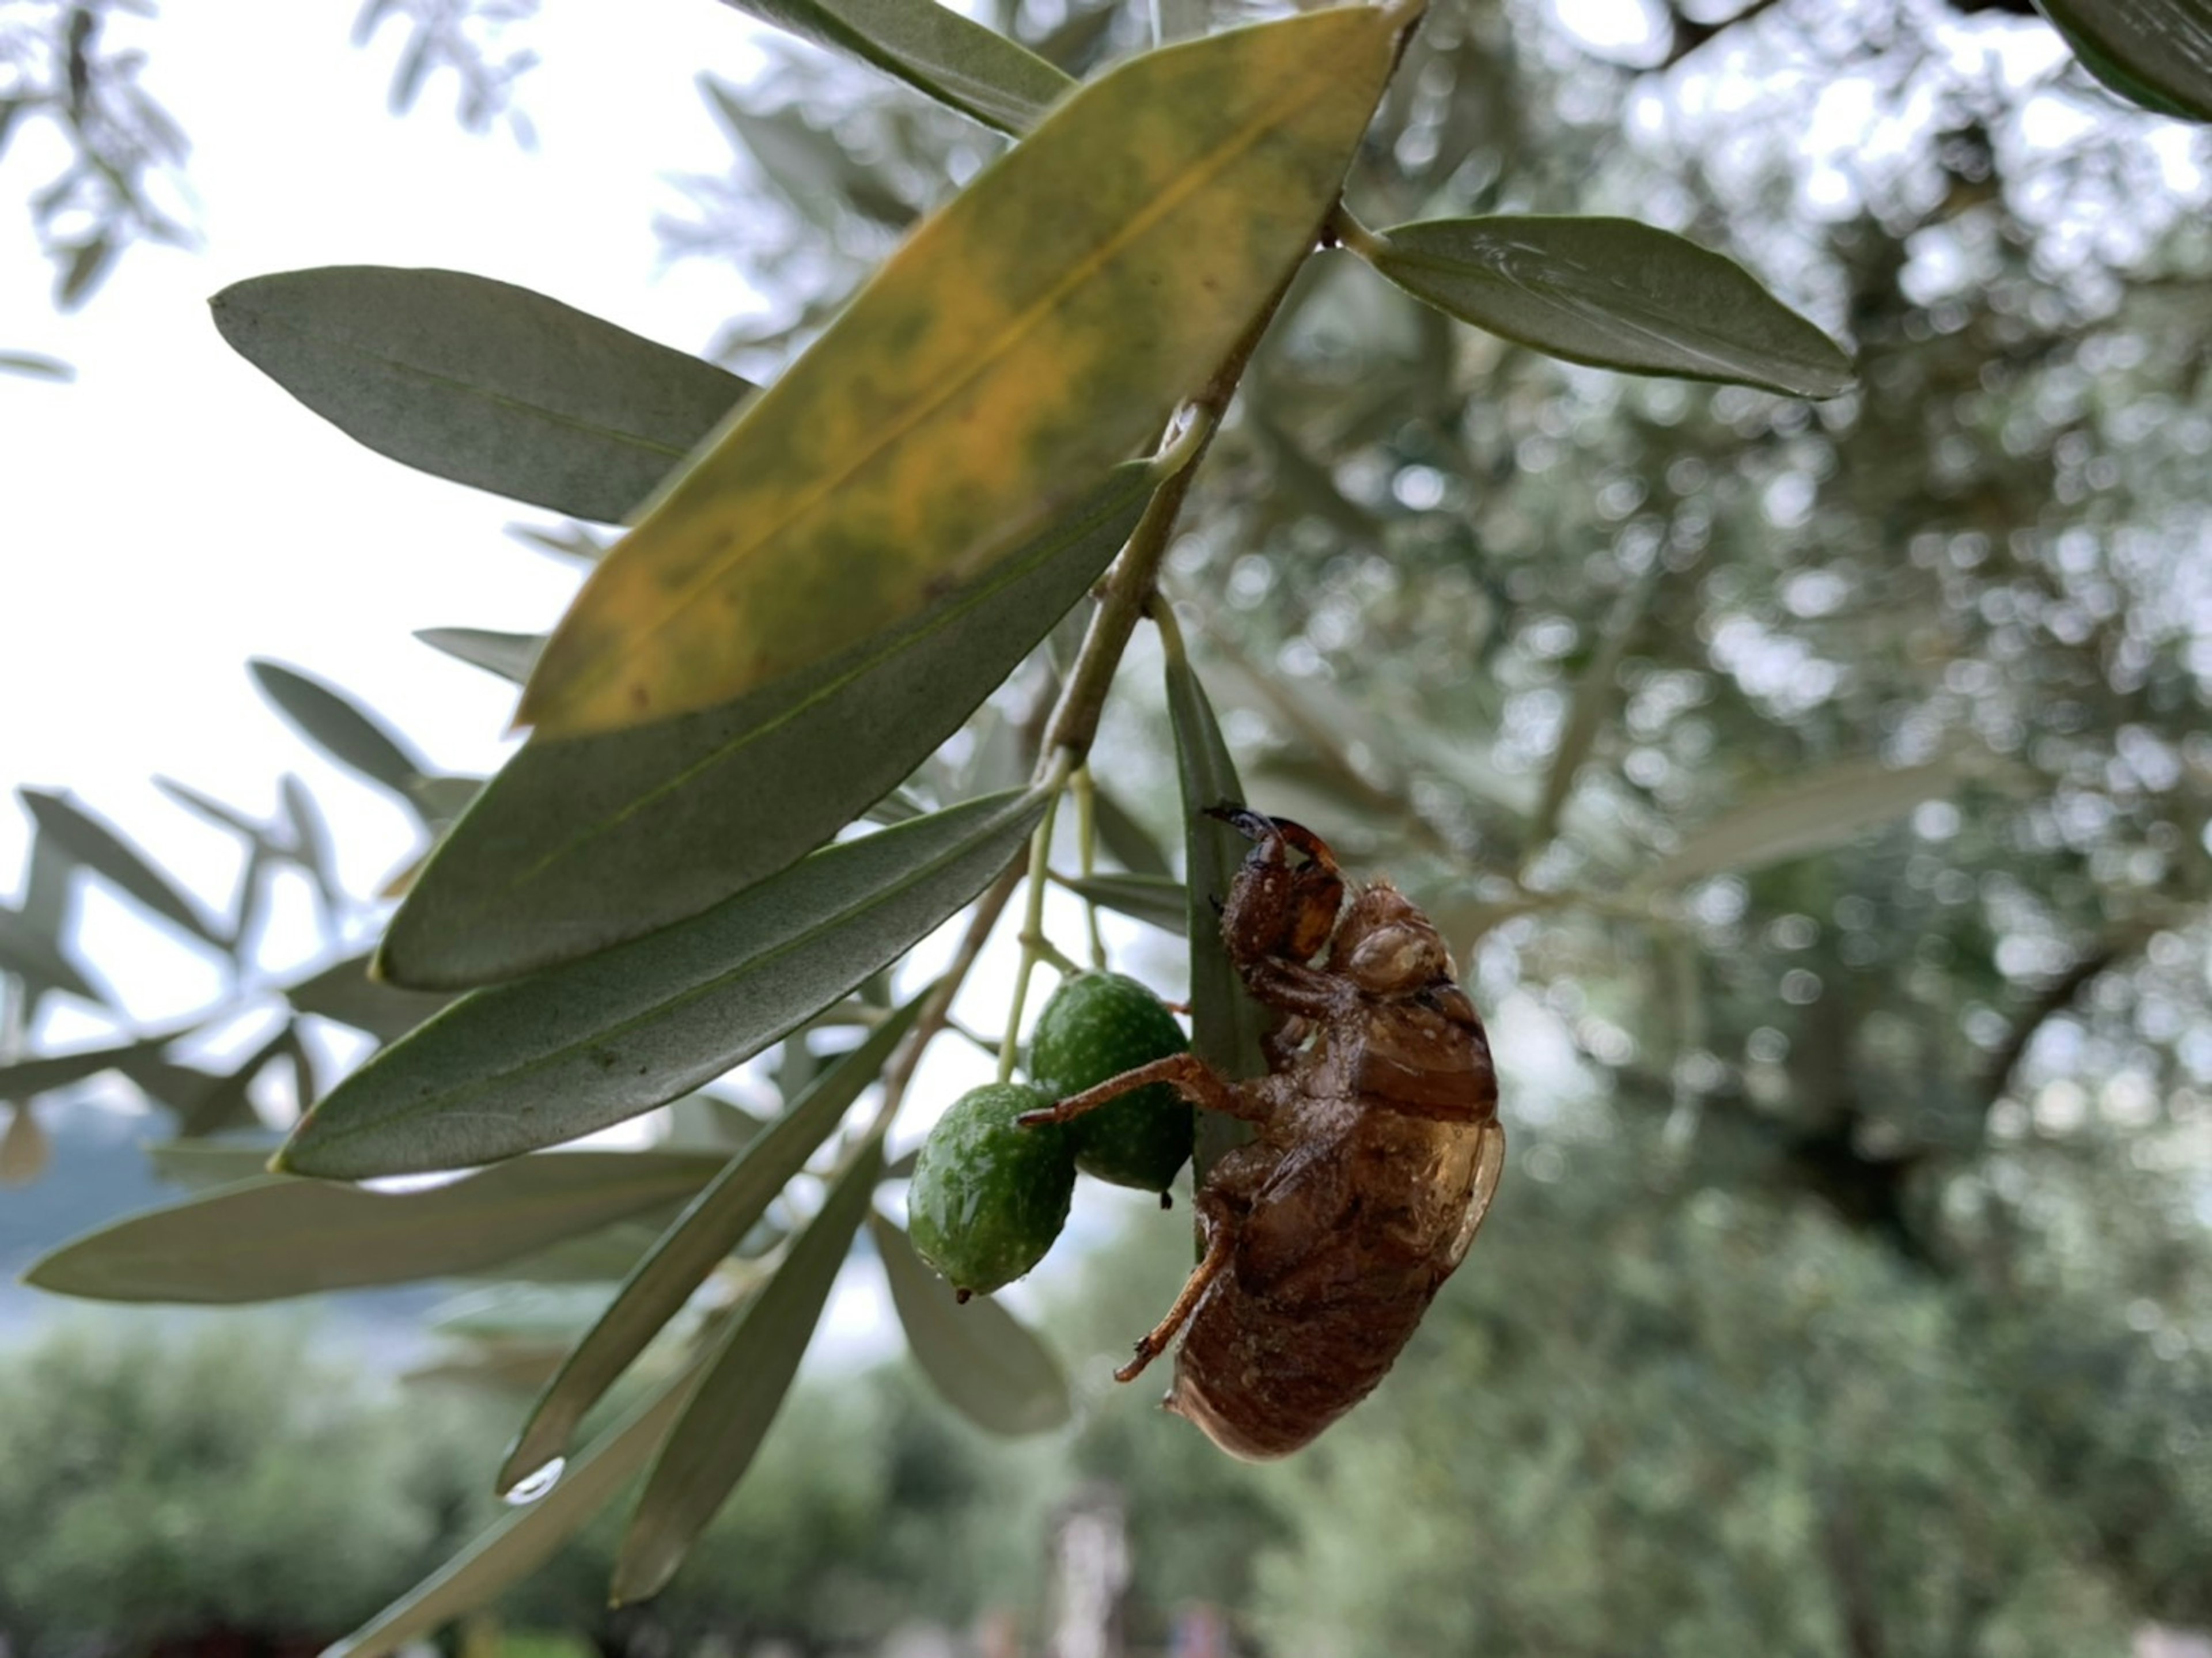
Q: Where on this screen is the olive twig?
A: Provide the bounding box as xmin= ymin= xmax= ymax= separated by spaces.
xmin=1325 ymin=203 xmax=1388 ymax=262
xmin=1020 ymin=929 xmax=1084 ymax=978
xmin=1071 ymin=762 xmax=1108 ymax=970
xmin=872 ymin=858 xmax=1025 ymax=1130
xmin=944 ymin=1018 xmax=1003 ymax=1058
xmin=999 ymin=750 xmax=1077 ymax=1083
xmin=1040 ymin=236 xmax=1313 ymax=767
xmin=872 ymin=240 xmax=1321 ymax=1144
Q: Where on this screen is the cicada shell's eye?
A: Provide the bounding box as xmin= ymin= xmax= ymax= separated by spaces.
xmin=1284 ymin=866 xmax=1346 ymax=959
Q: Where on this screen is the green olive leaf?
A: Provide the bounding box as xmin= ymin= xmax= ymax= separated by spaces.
xmin=2036 ymin=0 xmax=2212 ymax=122
xmin=21 ymin=1152 xmax=725 ymax=1303
xmin=378 ymin=463 xmax=1154 ymax=989
xmin=1633 ymin=753 xmax=1994 ymax=893
xmin=520 ymin=7 xmax=1413 ymax=736
xmin=612 ymin=1141 xmax=881 ymax=1604
xmin=717 ymin=0 xmax=1073 ymax=136
xmin=1162 ymin=643 xmax=1267 ymax=1174
xmin=211 ymin=267 xmax=755 ymax=522
xmin=870 ymin=1210 xmax=1070 ymax=1436
xmin=1062 ymin=871 xmax=1189 ymax=935
xmin=279 ymin=790 xmax=1044 ymax=1177
xmin=1091 ymin=781 xmax=1174 ymax=877
xmin=497 ymin=995 xmax=925 ymax=1494
xmin=0 ymin=903 xmax=105 ymax=1007
xmin=18 ymin=791 xmax=226 ymax=950
xmin=1363 ymin=215 xmax=1855 ymax=399
xmin=248 ymin=660 xmax=434 ymax=814
xmin=0 ymin=1022 xmax=204 ymax=1104
xmin=286 ymin=951 xmax=457 ymax=1043
xmin=415 ymin=627 xmax=544 ymax=685
xmin=321 ymin=1365 xmax=704 ymax=1658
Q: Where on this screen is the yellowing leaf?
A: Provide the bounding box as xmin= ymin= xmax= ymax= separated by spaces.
xmin=519 ymin=5 xmax=1413 ymax=736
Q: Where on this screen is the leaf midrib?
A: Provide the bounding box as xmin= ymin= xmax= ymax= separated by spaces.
xmin=244 ymin=310 xmax=711 ymax=462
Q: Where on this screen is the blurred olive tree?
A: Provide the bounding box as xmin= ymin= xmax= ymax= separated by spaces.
xmin=5 ymin=0 xmax=2210 ymax=1653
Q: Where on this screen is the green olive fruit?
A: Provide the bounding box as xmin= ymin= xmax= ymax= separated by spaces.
xmin=907 ymin=1082 xmax=1076 ymax=1297
xmin=1028 ymin=972 xmax=1192 ymax=1193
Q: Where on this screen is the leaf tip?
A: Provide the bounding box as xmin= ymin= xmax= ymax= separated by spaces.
xmin=493 ymin=1424 xmax=557 ymax=1500
xmin=605 ymin=1557 xmax=667 ymax=1611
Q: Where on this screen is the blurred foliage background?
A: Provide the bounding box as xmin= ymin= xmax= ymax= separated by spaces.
xmin=5 ymin=0 xmax=2211 ymax=1653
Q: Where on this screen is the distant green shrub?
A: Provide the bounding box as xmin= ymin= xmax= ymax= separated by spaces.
xmin=0 ymin=1319 xmax=491 ymax=1658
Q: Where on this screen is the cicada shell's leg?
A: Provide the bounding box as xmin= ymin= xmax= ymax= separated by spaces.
xmin=1237 ymin=958 xmax=1357 ymax=1025
xmin=1260 ymin=1012 xmax=1310 ymax=1072
xmin=1015 ymin=1054 xmax=1271 ymax=1128
xmin=1116 ymin=1190 xmax=1239 ymax=1384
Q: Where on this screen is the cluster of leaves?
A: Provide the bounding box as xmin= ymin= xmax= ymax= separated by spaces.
xmin=7 ymin=0 xmax=2211 ymax=1649
xmin=0 ymin=0 xmax=192 ymax=308
xmin=0 ymin=0 xmax=539 ymax=317
xmin=353 ymin=0 xmax=541 ymax=142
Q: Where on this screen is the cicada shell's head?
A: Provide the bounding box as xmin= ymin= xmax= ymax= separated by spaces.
xmin=1210 ymin=806 xmax=1345 ymax=965
xmin=1330 ymin=881 xmax=1454 ymax=998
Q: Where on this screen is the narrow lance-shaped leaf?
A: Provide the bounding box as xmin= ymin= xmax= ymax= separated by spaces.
xmin=613 ymin=1141 xmax=882 ymax=1604
xmin=380 ymin=462 xmax=1155 ymax=989
xmin=280 ymin=774 xmax=344 ymax=923
xmin=320 ymin=1365 xmax=704 ymax=1658
xmin=18 ymin=790 xmax=225 ymax=949
xmin=704 ymin=82 xmax=917 ymax=231
xmin=410 ymin=775 xmax=483 ymax=825
xmin=416 ymin=626 xmax=543 ymax=685
xmin=23 ymin=1152 xmax=725 ymax=1304
xmin=0 ymin=1022 xmax=203 ymax=1103
xmin=1162 ymin=638 xmax=1267 ymax=1174
xmin=248 ymin=660 xmax=431 ymax=810
xmin=477 ymin=1220 xmax=679 ymax=1286
xmin=145 ymin=1140 xmax=288 ymax=1190
xmin=176 ymin=1025 xmax=291 ymax=1139
xmin=153 ymin=777 xmax=271 ymax=844
xmin=498 ymin=995 xmax=925 ymax=1493
xmin=717 ymin=0 xmax=1073 ymax=136
xmin=520 ymin=6 xmax=1414 ymax=737
xmin=281 ymin=788 xmax=1045 ymax=1176
xmin=1063 ymin=871 xmax=1188 ymax=935
xmin=1634 ymin=754 xmax=1987 ymax=894
xmin=870 ymin=1210 xmax=1070 ymax=1436
xmin=0 ymin=904 xmax=104 ymax=1006
xmin=2036 ymin=0 xmax=2212 ymax=123
xmin=286 ymin=951 xmax=456 ymax=1044
xmin=1530 ymin=567 xmax=1657 ymax=852
xmin=211 ymin=267 xmax=756 ymax=522
xmin=0 ymin=350 xmax=74 ymax=382
xmin=1361 ymin=215 xmax=1855 ymax=399
xmin=1092 ymin=780 xmax=1173 ymax=877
